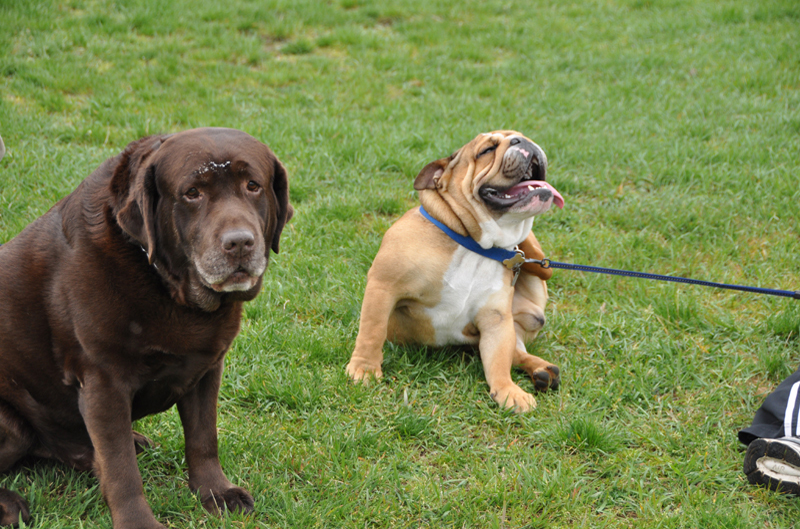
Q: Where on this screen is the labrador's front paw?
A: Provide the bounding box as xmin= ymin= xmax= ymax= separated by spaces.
xmin=201 ymin=486 xmax=255 ymax=515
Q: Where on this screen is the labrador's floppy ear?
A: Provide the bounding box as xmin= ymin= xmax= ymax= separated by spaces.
xmin=112 ymin=136 xmax=165 ymax=263
xmin=413 ymin=156 xmax=452 ymax=191
xmin=270 ymin=156 xmax=293 ymax=254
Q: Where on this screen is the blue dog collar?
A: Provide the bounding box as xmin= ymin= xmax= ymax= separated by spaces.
xmin=418 ymin=206 xmax=524 ymax=271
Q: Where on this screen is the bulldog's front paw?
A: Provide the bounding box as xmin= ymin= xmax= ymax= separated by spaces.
xmin=201 ymin=486 xmax=255 ymax=515
xmin=345 ymin=360 xmax=383 ymax=383
xmin=490 ymin=384 xmax=537 ymax=413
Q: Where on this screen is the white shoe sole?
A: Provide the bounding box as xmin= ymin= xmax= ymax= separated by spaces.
xmin=744 ymin=438 xmax=800 ymax=495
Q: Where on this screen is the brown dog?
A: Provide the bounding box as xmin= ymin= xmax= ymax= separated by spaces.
xmin=346 ymin=131 xmax=563 ymax=412
xmin=0 ymin=128 xmax=292 ymax=528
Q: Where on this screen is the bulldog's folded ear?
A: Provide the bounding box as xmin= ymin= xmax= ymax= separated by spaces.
xmin=270 ymin=156 xmax=292 ymax=254
xmin=414 ymin=156 xmax=452 ymax=190
xmin=111 ymin=136 xmax=165 ymax=263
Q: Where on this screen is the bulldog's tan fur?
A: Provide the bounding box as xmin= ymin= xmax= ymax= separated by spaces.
xmin=346 ymin=131 xmax=563 ymax=412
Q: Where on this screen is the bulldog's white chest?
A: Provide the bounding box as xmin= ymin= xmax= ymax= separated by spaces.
xmin=424 ymin=246 xmax=508 ymax=346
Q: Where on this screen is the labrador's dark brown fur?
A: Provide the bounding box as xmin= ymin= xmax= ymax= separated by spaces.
xmin=0 ymin=128 xmax=292 ymax=528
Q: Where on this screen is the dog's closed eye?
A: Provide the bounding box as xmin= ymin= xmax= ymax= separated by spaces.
xmin=477 ymin=145 xmax=497 ymax=158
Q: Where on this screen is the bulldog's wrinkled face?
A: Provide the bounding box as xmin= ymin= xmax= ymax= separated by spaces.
xmin=414 ymin=130 xmax=564 ymax=222
xmin=115 ymin=128 xmax=291 ymax=311
xmin=469 ymin=131 xmax=564 ymax=216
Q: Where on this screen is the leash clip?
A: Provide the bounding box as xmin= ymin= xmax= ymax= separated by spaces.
xmin=523 ymin=257 xmax=551 ymax=269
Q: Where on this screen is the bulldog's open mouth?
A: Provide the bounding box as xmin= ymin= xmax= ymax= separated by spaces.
xmin=480 ymin=180 xmax=565 ymax=211
xmin=479 ymin=150 xmax=564 ymax=212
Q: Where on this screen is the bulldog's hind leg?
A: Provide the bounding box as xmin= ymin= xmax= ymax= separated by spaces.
xmin=512 ymin=272 xmax=560 ymax=391
xmin=512 ymin=309 xmax=560 ymax=392
xmin=513 ymin=339 xmax=561 ymax=392
xmin=0 ymin=403 xmax=33 ymax=527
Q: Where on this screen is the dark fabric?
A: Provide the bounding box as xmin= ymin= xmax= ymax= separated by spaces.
xmin=739 ymin=364 xmax=800 ymax=445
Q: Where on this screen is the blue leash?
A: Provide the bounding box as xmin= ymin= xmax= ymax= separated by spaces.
xmin=529 ymin=258 xmax=800 ymax=300
xmin=418 ymin=206 xmax=800 ymax=300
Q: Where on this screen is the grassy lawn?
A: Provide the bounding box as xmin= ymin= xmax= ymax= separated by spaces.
xmin=1 ymin=0 xmax=800 ymax=527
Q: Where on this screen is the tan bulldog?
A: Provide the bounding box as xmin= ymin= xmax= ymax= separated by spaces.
xmin=346 ymin=131 xmax=564 ymax=412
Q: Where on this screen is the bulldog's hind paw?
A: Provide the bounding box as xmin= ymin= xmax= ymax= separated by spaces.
xmin=490 ymin=384 xmax=537 ymax=413
xmin=515 ymin=353 xmax=560 ymax=392
xmin=531 ymin=365 xmax=560 ymax=392
xmin=345 ymin=361 xmax=383 ymax=383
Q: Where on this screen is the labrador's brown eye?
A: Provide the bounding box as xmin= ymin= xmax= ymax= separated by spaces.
xmin=246 ymin=181 xmax=261 ymax=192
xmin=185 ymin=187 xmax=200 ymax=199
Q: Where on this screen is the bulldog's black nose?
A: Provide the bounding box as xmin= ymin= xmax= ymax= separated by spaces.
xmin=221 ymin=229 xmax=255 ymax=256
xmin=504 ymin=137 xmax=547 ymax=181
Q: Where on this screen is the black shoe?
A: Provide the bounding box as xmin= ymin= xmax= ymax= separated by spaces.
xmin=744 ymin=437 xmax=800 ymax=495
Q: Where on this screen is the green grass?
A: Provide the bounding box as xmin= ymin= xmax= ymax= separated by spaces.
xmin=1 ymin=0 xmax=800 ymax=527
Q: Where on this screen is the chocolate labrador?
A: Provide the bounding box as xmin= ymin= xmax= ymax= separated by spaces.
xmin=0 ymin=128 xmax=292 ymax=528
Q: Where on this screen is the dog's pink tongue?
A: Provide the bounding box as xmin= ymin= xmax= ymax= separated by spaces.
xmin=511 ymin=180 xmax=565 ymax=209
